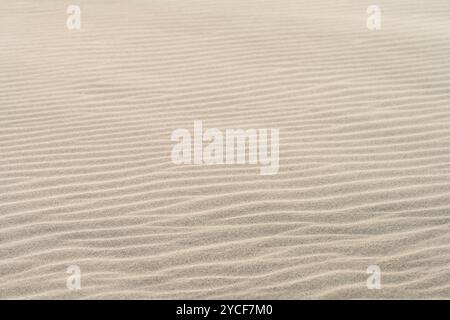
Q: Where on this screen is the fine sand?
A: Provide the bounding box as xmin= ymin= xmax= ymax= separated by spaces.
xmin=1 ymin=0 xmax=449 ymax=299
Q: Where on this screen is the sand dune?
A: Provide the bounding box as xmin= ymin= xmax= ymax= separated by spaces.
xmin=0 ymin=0 xmax=449 ymax=299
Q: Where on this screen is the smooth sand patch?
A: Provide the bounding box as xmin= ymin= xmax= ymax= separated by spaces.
xmin=0 ymin=0 xmax=449 ymax=299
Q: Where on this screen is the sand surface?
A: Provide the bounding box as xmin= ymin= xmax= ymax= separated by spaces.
xmin=1 ymin=0 xmax=449 ymax=299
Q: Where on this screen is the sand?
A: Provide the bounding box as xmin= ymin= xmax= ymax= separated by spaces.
xmin=0 ymin=0 xmax=449 ymax=299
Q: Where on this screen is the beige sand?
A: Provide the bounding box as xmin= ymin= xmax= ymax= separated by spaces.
xmin=0 ymin=0 xmax=449 ymax=299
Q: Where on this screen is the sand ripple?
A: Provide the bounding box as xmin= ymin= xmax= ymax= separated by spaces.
xmin=0 ymin=0 xmax=449 ymax=299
